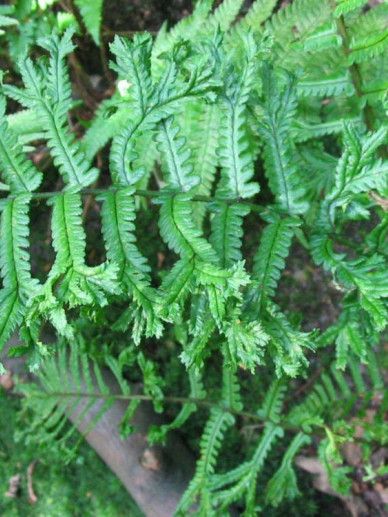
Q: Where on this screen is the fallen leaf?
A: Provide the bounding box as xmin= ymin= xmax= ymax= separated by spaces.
xmin=0 ymin=370 xmax=14 ymax=391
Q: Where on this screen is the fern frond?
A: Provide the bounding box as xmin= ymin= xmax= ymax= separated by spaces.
xmin=98 ymin=188 xmax=163 ymax=343
xmin=209 ymin=32 xmax=259 ymax=288
xmin=0 ymin=288 xmax=24 ymax=351
xmin=238 ymin=0 xmax=277 ymax=31
xmin=0 ymin=97 xmax=42 ymax=193
xmin=349 ymin=3 xmax=388 ymax=39
xmin=210 ymin=203 xmax=250 ymax=268
xmin=214 ymin=423 xmax=284 ymax=508
xmin=297 ymin=74 xmax=354 ymax=97
xmin=4 ymin=32 xmax=98 ymax=189
xmin=222 ymin=363 xmax=243 ymax=411
xmin=0 ymin=195 xmax=37 ymax=350
xmin=259 ymin=64 xmax=308 ymax=214
xmin=108 ymin=43 xmax=218 ymax=185
xmin=250 ymin=212 xmax=300 ymax=312
xmin=157 ymin=117 xmax=199 ymax=192
xmin=312 ymin=124 xmax=387 ymax=267
xmin=110 ymin=34 xmax=153 ymax=116
xmin=204 ymin=0 xmax=244 ymax=33
xmin=335 ymin=0 xmax=367 ymax=17
xmin=179 ymin=101 xmax=220 ymax=223
xmin=17 ymin=341 xmax=133 ymax=449
xmin=257 ymin=378 xmax=287 ymax=423
xmin=159 ymin=193 xmax=219 ymax=264
xmin=267 ymin=0 xmax=331 ymax=50
xmin=349 ymin=29 xmax=388 ymax=64
xmin=340 ymin=257 xmax=388 ymax=330
xmin=37 ymin=193 xmax=118 ymax=310
xmin=160 ymin=258 xmax=196 ymax=318
xmin=74 ymin=0 xmax=103 ymax=44
xmin=217 ymin=32 xmax=260 ymax=200
xmin=38 ymin=29 xmax=74 ymax=110
xmin=287 ymin=351 xmax=384 ymax=430
xmin=6 ymin=108 xmax=42 ymax=143
xmin=265 ymin=432 xmax=311 ymax=506
xmin=302 ymin=21 xmax=342 ymax=52
xmin=335 ymin=319 xmax=367 ymax=369
xmin=177 ymin=407 xmax=235 ymax=515
xmin=293 ymin=117 xmax=363 ymax=142
xmin=151 ymin=0 xmax=214 ymax=77
xmin=149 ymin=367 xmax=206 ymax=443
xmin=224 ymin=318 xmax=269 ymax=372
xmin=0 ymin=5 xmax=18 ymax=34
xmin=264 ymin=303 xmax=315 ymax=377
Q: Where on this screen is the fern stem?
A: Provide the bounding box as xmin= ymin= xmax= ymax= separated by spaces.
xmin=30 ymin=389 xmax=300 ymax=430
xmin=11 ymin=187 xmax=267 ymax=214
xmin=31 ymin=389 xmax=377 ymax=446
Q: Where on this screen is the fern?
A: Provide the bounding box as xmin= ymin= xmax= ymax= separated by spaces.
xmin=4 ymin=30 xmax=98 ymax=189
xmin=265 ymin=432 xmax=311 ymax=506
xmin=211 ymin=203 xmax=250 ymax=268
xmin=217 ymin=32 xmax=260 ymax=200
xmin=98 ymin=187 xmax=163 ymax=343
xmin=40 ymin=192 xmax=118 ymax=308
xmin=0 ymin=97 xmax=42 ymax=193
xmin=176 ymin=407 xmax=235 ymax=515
xmin=74 ymin=0 xmax=104 ymax=44
xmin=334 ymin=0 xmax=368 ymax=17
xmin=349 ymin=29 xmax=388 ymax=64
xmin=18 ymin=340 xmax=132 ymax=451
xmin=0 ymin=5 xmax=17 ymax=34
xmin=286 ymin=354 xmax=384 ymax=430
xmin=0 ymin=195 xmax=37 ymax=348
xmin=237 ymin=0 xmax=277 ymax=31
xmin=109 ymin=34 xmax=153 ymax=116
xmin=0 ymin=7 xmax=387 ymax=515
xmin=297 ymin=74 xmax=354 ymax=97
xmin=259 ymin=64 xmax=308 ymax=214
xmin=214 ymin=423 xmax=284 ymax=511
xmin=250 ymin=212 xmax=300 ymax=313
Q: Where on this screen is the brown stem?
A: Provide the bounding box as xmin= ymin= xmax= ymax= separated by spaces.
xmin=102 ymin=26 xmax=159 ymax=37
xmin=27 ymin=461 xmax=38 ymax=504
xmin=68 ymin=54 xmax=98 ymax=110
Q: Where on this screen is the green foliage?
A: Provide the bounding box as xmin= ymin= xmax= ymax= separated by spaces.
xmin=74 ymin=0 xmax=104 ymax=44
xmin=0 ymin=1 xmax=387 ymax=515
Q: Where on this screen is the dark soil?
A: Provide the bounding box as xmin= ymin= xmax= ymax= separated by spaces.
xmin=102 ymin=0 xmax=256 ymax=33
xmin=103 ymin=0 xmax=193 ymax=32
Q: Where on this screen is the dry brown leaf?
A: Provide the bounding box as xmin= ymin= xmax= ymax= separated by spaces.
xmin=0 ymin=370 xmax=14 ymax=391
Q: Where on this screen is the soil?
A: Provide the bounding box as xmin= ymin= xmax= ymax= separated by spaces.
xmin=102 ymin=0 xmax=256 ymax=32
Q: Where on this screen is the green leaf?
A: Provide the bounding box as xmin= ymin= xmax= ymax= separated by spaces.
xmin=224 ymin=319 xmax=269 ymax=372
xmin=260 ymin=64 xmax=308 ymax=214
xmin=217 ymin=32 xmax=260 ymax=200
xmin=266 ymin=433 xmax=311 ymax=506
xmin=335 ymin=0 xmax=368 ymax=17
xmin=74 ymin=0 xmax=104 ymax=44
xmin=0 ymin=97 xmax=42 ymax=193
xmin=251 ymin=212 xmax=300 ymax=312
xmin=0 ymin=195 xmax=37 ymax=350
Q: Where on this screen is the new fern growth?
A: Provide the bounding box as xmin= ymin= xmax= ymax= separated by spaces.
xmin=1 ymin=1 xmax=387 ymax=515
